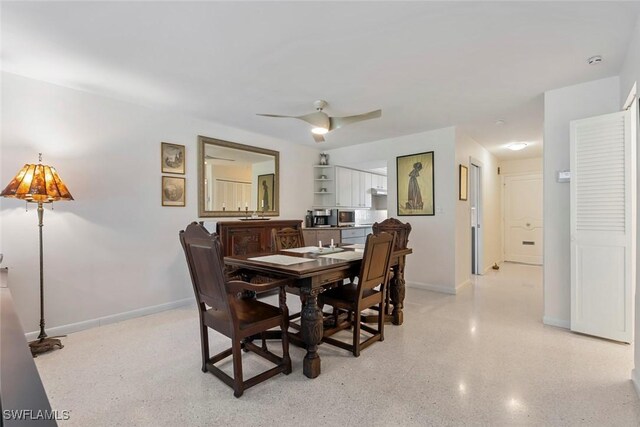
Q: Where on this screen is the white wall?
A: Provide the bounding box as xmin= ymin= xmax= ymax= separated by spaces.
xmin=542 ymin=76 xmax=621 ymax=328
xmin=0 ymin=72 xmax=318 ymax=335
xmin=499 ymin=157 xmax=543 ymax=176
xmin=455 ymin=130 xmax=502 ymax=288
xmin=619 ymin=15 xmax=640 ymax=396
xmin=327 ymin=127 xmax=458 ymax=293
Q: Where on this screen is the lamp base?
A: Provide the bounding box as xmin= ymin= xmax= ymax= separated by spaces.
xmin=29 ymin=336 xmax=64 ymax=357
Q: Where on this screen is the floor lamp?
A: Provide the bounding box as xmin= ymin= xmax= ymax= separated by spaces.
xmin=1 ymin=154 xmax=74 ymax=356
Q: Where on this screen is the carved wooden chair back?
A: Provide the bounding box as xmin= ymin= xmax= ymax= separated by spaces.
xmin=179 ymin=222 xmax=230 ymax=315
xmin=357 ymin=232 xmax=395 ymax=299
xmin=272 ymin=227 xmax=305 ymax=251
xmin=372 ymin=217 xmax=411 ymax=251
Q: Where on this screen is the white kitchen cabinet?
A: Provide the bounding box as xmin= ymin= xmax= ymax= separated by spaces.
xmin=336 ymin=167 xmax=353 ymax=207
xmin=372 ymin=174 xmax=386 ymax=191
xmin=323 ymin=166 xmax=386 ymax=209
xmin=362 ymin=172 xmax=372 ymax=208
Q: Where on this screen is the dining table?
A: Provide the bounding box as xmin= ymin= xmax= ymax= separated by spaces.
xmin=224 ymin=244 xmax=412 ymax=379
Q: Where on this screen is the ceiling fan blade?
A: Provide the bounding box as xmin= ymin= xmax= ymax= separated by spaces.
xmin=296 ymin=111 xmax=330 ymax=129
xmin=258 ymin=111 xmax=330 ymax=129
xmin=256 ymin=113 xmax=297 ymax=118
xmin=312 ymin=133 xmax=325 ymax=143
xmin=330 ymin=109 xmax=382 ymax=131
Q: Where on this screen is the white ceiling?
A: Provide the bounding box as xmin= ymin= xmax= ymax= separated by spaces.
xmin=2 ymin=2 xmax=639 ymax=160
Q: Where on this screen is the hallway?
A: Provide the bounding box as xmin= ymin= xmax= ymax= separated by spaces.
xmin=34 ymin=263 xmax=639 ymax=426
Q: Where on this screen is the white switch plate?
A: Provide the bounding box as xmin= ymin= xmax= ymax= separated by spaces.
xmin=557 ymin=170 xmax=571 ymax=183
xmin=436 ymin=206 xmax=444 ymax=214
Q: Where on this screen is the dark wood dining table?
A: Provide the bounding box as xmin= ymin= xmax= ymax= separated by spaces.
xmin=224 ymin=245 xmax=412 ymax=379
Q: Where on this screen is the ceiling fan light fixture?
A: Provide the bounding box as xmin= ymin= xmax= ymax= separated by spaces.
xmin=311 ymin=127 xmax=329 ymax=135
xmin=507 ymin=142 xmax=528 ymax=151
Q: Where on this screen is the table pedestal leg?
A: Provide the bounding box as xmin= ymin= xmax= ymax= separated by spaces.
xmin=390 ymin=259 xmax=406 ymax=325
xmin=301 ymin=286 xmax=323 ymax=378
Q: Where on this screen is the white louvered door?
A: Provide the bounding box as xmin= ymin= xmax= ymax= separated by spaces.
xmin=570 ymin=109 xmax=635 ymax=343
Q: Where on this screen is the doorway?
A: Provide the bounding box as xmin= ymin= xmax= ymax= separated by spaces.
xmin=470 ymin=162 xmax=482 ymax=274
xmin=503 ymin=174 xmax=543 ymax=265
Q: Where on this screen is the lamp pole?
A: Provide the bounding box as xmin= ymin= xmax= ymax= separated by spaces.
xmin=37 ymin=201 xmax=46 ymax=340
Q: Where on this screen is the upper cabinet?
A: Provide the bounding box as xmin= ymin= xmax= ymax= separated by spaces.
xmin=318 ymin=166 xmax=384 ymax=208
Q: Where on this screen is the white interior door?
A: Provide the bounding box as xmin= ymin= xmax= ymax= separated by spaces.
xmin=570 ymin=109 xmax=636 ymax=343
xmin=504 ymin=174 xmax=543 ymax=264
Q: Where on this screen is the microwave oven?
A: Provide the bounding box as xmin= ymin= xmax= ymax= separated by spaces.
xmin=337 ymin=209 xmax=356 ymax=227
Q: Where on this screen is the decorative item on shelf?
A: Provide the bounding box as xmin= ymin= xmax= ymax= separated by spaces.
xmin=459 ymin=164 xmax=468 ymax=201
xmin=319 ymin=152 xmax=329 ymax=165
xmin=319 ymin=174 xmax=327 ymax=180
xmin=0 ymin=153 xmax=74 ymax=357
xmin=162 ymin=176 xmax=186 ymax=207
xmin=161 ymin=142 xmax=185 ymax=174
xmin=319 ymin=187 xmax=327 ymax=193
xmin=396 ymin=151 xmax=435 ymax=216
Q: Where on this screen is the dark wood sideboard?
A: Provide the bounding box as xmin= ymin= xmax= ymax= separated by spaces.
xmin=216 ymin=220 xmax=303 ymax=257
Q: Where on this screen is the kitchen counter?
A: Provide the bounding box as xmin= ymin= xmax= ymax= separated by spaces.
xmin=305 ymin=224 xmax=376 ymax=230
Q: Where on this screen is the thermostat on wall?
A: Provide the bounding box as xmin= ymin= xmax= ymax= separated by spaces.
xmin=557 ymin=170 xmax=571 ymax=183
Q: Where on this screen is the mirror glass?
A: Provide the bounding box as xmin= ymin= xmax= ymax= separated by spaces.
xmin=198 ymin=136 xmax=279 ymax=217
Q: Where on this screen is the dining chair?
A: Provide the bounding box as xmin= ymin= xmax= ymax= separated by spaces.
xmin=271 ymin=227 xmax=305 ymax=251
xmin=370 ymin=218 xmax=412 ymax=319
xmin=319 ymin=232 xmax=396 ymax=357
xmin=180 ymin=222 xmax=291 ymax=398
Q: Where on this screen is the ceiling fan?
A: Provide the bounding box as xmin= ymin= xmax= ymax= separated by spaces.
xmin=257 ymin=100 xmax=381 ymax=143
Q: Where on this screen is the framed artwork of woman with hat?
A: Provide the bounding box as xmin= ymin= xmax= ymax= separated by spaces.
xmin=396 ymin=151 xmax=434 ymax=216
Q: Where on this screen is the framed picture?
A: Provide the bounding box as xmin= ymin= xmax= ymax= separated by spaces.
xmin=459 ymin=165 xmax=468 ymax=201
xmin=161 ymin=142 xmax=185 ymax=174
xmin=396 ymin=151 xmax=434 ymax=216
xmin=162 ymin=176 xmax=186 ymax=207
xmin=257 ymin=173 xmax=275 ymax=211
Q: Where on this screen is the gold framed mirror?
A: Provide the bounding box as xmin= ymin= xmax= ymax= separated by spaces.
xmin=198 ymin=136 xmax=279 ymax=217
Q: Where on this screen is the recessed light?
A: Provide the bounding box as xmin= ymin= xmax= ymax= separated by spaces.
xmin=507 ymin=142 xmax=528 ymax=151
xmin=495 ymin=120 xmax=505 ymax=126
xmin=311 ymin=127 xmax=328 ymax=135
xmin=587 ymin=55 xmax=603 ymax=65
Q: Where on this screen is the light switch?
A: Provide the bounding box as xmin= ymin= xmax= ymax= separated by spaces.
xmin=557 ymin=170 xmax=570 ymax=183
xmin=436 ymin=206 xmax=444 ymax=214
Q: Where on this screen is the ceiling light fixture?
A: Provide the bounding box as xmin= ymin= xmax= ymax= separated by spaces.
xmin=311 ymin=127 xmax=329 ymax=135
xmin=587 ymin=55 xmax=603 ymax=65
xmin=507 ymin=142 xmax=528 ymax=151
xmin=495 ymin=120 xmax=505 ymax=126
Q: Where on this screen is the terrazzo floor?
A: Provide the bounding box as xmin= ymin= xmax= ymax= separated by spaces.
xmin=34 ymin=263 xmax=640 ymax=426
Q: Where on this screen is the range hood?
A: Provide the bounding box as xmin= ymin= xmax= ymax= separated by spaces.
xmin=371 ymin=188 xmax=387 ymax=196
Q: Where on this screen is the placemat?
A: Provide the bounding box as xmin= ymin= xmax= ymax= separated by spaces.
xmin=319 ymin=251 xmax=364 ymax=261
xmin=248 ymin=255 xmax=316 ymax=266
xmin=281 ymin=246 xmax=320 ymax=253
xmin=341 ymin=243 xmax=365 ymax=249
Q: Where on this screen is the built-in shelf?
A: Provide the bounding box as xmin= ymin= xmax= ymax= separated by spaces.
xmin=314 ymin=178 xmax=333 ymax=181
xmin=313 ymin=165 xmax=333 ymax=168
xmin=314 ymin=192 xmax=334 ymax=194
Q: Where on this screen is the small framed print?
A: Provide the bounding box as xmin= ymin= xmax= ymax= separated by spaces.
xmin=161 ymin=142 xmax=185 ymax=174
xmin=162 ymin=176 xmax=185 ymax=207
xmin=459 ymin=165 xmax=468 ymax=201
xmin=257 ymin=173 xmax=275 ymax=211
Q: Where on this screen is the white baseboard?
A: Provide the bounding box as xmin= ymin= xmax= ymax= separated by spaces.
xmin=25 ymin=297 xmax=194 ymax=341
xmin=542 ymin=315 xmax=570 ymax=329
xmin=632 ymin=369 xmax=640 ymax=399
xmin=406 ymin=281 xmax=457 ymax=295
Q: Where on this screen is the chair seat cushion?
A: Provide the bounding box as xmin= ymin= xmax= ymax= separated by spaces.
xmin=321 ymin=283 xmax=380 ymax=307
xmin=203 ymin=299 xmax=281 ymax=337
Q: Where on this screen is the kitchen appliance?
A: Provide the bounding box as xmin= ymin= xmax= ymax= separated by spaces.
xmin=312 ymin=209 xmax=337 ymax=228
xmin=337 ymin=209 xmax=356 ymax=227
xmin=305 ymin=210 xmax=314 ymax=228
